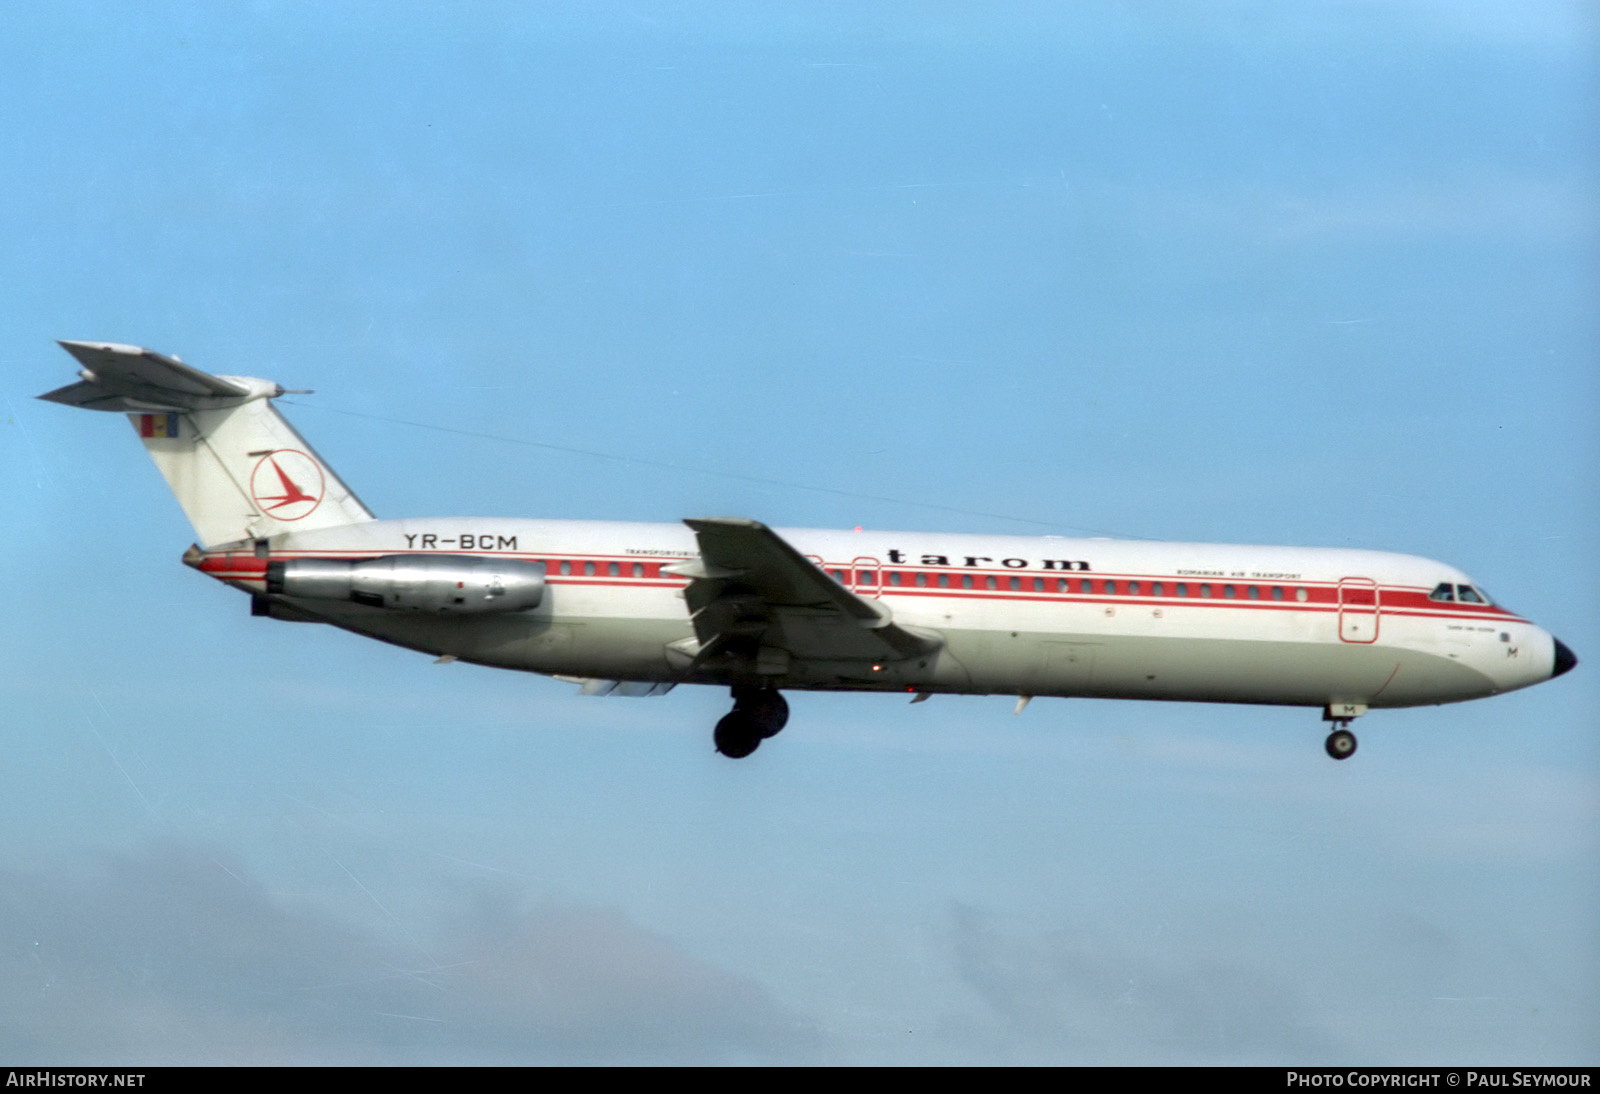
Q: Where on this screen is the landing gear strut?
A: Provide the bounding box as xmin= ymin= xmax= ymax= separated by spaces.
xmin=713 ymin=686 xmax=789 ymax=759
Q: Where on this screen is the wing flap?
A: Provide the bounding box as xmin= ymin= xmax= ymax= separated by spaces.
xmin=554 ymin=676 xmax=676 ymax=697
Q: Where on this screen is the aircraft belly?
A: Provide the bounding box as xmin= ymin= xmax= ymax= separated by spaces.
xmin=937 ymin=628 xmax=1497 ymax=708
xmin=516 ymin=618 xmax=691 ymax=677
xmin=282 ymin=588 xmax=1499 ymax=708
xmin=289 ymin=604 xmax=692 ymax=679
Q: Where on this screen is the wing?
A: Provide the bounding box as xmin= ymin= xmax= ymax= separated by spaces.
xmin=675 ymin=517 xmax=942 ymax=666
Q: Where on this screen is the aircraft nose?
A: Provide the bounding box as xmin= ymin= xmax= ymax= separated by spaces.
xmin=1552 ymin=637 xmax=1578 ymax=679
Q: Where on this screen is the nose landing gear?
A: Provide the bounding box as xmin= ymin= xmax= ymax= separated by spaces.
xmin=713 ymin=686 xmax=790 ymax=759
xmin=1324 ymin=723 xmax=1358 ymax=760
xmin=1322 ymin=702 xmax=1365 ymax=761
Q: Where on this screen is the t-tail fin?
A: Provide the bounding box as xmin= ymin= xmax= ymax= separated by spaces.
xmin=39 ymin=340 xmax=374 ymax=548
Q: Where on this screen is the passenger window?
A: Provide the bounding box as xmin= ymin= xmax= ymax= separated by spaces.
xmin=1176 ymin=583 xmax=1188 ymax=597
xmin=608 ymin=562 xmax=620 ymax=577
xmin=1105 ymin=580 xmax=1117 ymax=595
xmin=962 ymin=575 xmax=974 ymax=590
xmin=558 ymin=560 xmax=571 ymax=576
xmin=1058 ymin=578 xmax=1069 ymax=593
xmin=889 ymin=571 xmax=902 ymax=586
xmin=915 ymin=573 xmax=927 ymax=587
xmin=1295 ymin=587 xmax=1308 ymax=602
xmin=984 ymin=575 xmax=997 ymax=590
xmin=632 ymin=563 xmax=644 ymax=578
xmin=858 ymin=570 xmax=875 ymax=586
xmin=1009 ymin=576 xmax=1021 ymax=591
xmin=832 ymin=569 xmax=846 ymax=582
xmin=1247 ymin=585 xmax=1259 ymax=599
xmin=1152 ymin=582 xmax=1164 ymax=597
xmin=1033 ymin=577 xmax=1045 ymax=592
xmin=584 ymin=561 xmax=596 ymax=576
xmin=1429 ymin=583 xmax=1456 ymax=602
xmin=1200 ymin=584 xmax=1212 ymax=598
xmin=1129 ymin=581 xmax=1141 ymax=595
xmin=1457 ymin=585 xmax=1484 ymax=604
xmin=1223 ymin=584 xmax=1235 ymax=598
xmin=1272 ymin=586 xmax=1283 ymax=601
xmin=938 ymin=574 xmax=950 ymax=588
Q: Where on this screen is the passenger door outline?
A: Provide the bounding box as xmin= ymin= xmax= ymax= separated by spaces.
xmin=1338 ymin=577 xmax=1380 ymax=644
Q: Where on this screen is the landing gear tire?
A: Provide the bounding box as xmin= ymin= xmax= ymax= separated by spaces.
xmin=1325 ymin=727 xmax=1358 ymax=761
xmin=734 ymin=687 xmax=789 ymax=738
xmin=716 ymin=687 xmax=788 ymax=757
xmin=714 ymin=711 xmax=762 ymax=759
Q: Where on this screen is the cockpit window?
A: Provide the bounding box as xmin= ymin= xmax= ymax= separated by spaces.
xmin=1456 ymin=584 xmax=1488 ymax=605
xmin=1428 ymin=582 xmax=1455 ymax=602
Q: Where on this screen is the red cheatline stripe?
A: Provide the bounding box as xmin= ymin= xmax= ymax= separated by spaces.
xmin=197 ymin=551 xmax=1525 ymax=624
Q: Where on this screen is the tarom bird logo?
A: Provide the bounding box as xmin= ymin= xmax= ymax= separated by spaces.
xmin=257 ymin=456 xmax=317 ymax=511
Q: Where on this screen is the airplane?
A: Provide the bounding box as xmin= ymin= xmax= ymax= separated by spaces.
xmin=40 ymin=340 xmax=1577 ymax=761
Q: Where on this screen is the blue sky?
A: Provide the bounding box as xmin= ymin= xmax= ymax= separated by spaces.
xmin=2 ymin=2 xmax=1596 ymax=1064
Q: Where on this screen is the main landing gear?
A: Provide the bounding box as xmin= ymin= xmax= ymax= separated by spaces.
xmin=713 ymin=686 xmax=789 ymax=759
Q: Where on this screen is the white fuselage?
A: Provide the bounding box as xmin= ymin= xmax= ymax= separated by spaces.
xmin=44 ymin=341 xmax=1573 ymax=759
xmin=195 ymin=517 xmax=1560 ymax=712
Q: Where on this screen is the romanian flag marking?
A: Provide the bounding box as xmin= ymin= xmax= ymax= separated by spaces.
xmin=137 ymin=412 xmax=180 ymax=439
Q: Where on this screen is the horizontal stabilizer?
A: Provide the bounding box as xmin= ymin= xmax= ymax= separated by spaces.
xmin=40 ymin=341 xmax=260 ymax=412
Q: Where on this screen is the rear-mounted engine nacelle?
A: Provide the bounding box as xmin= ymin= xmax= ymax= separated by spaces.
xmin=265 ymin=554 xmax=546 ymax=613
